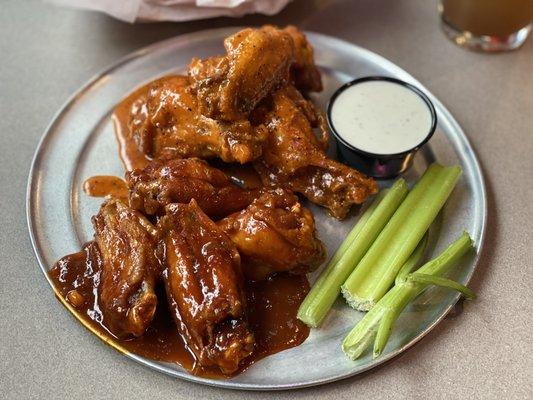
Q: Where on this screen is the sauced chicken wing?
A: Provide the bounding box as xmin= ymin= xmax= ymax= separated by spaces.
xmin=253 ymin=86 xmax=378 ymax=219
xmin=158 ymin=200 xmax=254 ymax=374
xmin=188 ymin=26 xmax=295 ymax=121
xmin=126 ymin=158 xmax=260 ymax=219
xmin=130 ymin=75 xmax=268 ymax=164
xmin=92 ymin=199 xmax=160 ymax=338
xmin=218 ymin=189 xmax=326 ymax=281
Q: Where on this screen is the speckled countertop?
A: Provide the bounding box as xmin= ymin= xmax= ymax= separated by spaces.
xmin=1 ymin=0 xmax=531 ymax=399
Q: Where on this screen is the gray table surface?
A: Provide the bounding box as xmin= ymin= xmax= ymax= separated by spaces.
xmin=1 ymin=0 xmax=532 ymax=399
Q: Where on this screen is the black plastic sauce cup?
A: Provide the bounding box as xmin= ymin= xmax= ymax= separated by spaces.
xmin=327 ymin=76 xmax=437 ymax=179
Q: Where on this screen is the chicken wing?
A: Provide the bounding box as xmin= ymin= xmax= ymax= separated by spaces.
xmin=188 ymin=25 xmax=323 ymax=123
xmin=188 ymin=26 xmax=295 ymax=121
xmin=253 ymin=86 xmax=378 ymax=219
xmin=126 ymin=158 xmax=261 ymax=219
xmin=158 ymin=200 xmax=254 ymax=374
xmin=92 ymin=199 xmax=160 ymax=338
xmin=218 ymin=189 xmax=326 ymax=281
xmin=130 ymin=75 xmax=268 ymax=164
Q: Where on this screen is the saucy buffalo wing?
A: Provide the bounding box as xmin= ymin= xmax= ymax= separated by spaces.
xmin=158 ymin=200 xmax=254 ymax=373
xmin=218 ymin=189 xmax=326 ymax=281
xmin=129 ymin=75 xmax=268 ymax=164
xmin=253 ymin=86 xmax=378 ymax=219
xmin=126 ymin=158 xmax=260 ymax=219
xmin=92 ymin=199 xmax=160 ymax=338
xmin=189 ymin=26 xmax=294 ymax=121
xmin=188 ymin=25 xmax=322 ymax=123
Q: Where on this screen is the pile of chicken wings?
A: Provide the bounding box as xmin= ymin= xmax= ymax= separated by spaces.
xmin=66 ymin=26 xmax=377 ymax=374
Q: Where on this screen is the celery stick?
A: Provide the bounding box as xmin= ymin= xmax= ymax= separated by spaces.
xmin=297 ymin=179 xmax=408 ymax=327
xmin=342 ymin=232 xmax=474 ymax=360
xmin=328 ymin=188 xmax=391 ymax=269
xmin=395 ymin=232 xmax=429 ymax=284
xmin=416 ymin=232 xmax=472 ymax=276
xmin=342 ymin=164 xmax=462 ymax=311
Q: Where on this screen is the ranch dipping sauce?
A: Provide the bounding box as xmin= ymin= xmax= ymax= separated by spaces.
xmin=327 ymin=77 xmax=437 ymax=178
xmin=330 ymin=80 xmax=434 ymax=155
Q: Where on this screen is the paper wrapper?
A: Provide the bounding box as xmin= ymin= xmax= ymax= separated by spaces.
xmin=46 ymin=0 xmax=293 ymax=23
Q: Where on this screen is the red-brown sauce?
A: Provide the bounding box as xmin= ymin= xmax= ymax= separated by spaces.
xmin=247 ymin=274 xmax=310 ymax=358
xmin=112 ymin=83 xmax=152 ymax=172
xmin=83 ymin=176 xmax=128 ymax=202
xmin=49 ymin=242 xmax=310 ymax=378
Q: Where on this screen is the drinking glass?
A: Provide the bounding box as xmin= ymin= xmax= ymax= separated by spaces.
xmin=439 ymin=0 xmax=533 ymax=51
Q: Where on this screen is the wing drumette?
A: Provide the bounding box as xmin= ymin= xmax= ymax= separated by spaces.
xmin=92 ymin=199 xmax=160 ymax=338
xmin=253 ymin=86 xmax=378 ymax=219
xmin=158 ymin=200 xmax=254 ymax=374
xmin=130 ymin=75 xmax=268 ymax=164
xmin=126 ymin=158 xmax=260 ymax=219
xmin=188 ymin=25 xmax=295 ymax=121
xmin=218 ymin=189 xmax=326 ymax=281
xmin=188 ymin=25 xmax=322 ymax=122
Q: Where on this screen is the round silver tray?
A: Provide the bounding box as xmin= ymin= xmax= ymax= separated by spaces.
xmin=27 ymin=28 xmax=486 ymax=390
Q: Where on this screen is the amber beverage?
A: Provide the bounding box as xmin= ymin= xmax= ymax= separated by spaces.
xmin=439 ymin=0 xmax=533 ymax=51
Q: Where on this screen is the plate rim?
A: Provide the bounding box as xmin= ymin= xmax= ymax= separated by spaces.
xmin=26 ymin=26 xmax=488 ymax=391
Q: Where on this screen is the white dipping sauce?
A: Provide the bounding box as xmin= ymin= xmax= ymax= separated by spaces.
xmin=330 ymin=80 xmax=433 ymax=155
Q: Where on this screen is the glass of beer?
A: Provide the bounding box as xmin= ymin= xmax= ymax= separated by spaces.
xmin=439 ymin=0 xmax=533 ymax=51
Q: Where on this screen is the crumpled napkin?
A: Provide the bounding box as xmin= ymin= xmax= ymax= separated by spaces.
xmin=46 ymin=0 xmax=292 ymax=23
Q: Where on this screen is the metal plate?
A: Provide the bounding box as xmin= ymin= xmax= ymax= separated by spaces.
xmin=27 ymin=27 xmax=486 ymax=390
